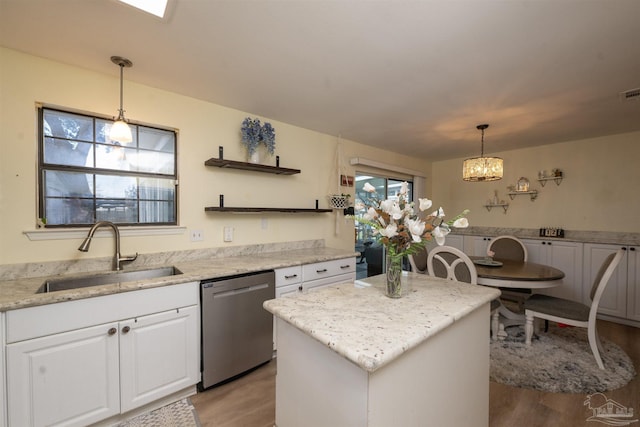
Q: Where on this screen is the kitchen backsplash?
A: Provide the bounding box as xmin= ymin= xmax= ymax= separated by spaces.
xmin=0 ymin=239 xmax=325 ymax=281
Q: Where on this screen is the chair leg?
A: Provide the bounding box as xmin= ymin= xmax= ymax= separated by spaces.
xmin=525 ymin=311 xmax=534 ymax=346
xmin=491 ymin=310 xmax=499 ymax=341
xmin=588 ymin=326 xmax=605 ymax=370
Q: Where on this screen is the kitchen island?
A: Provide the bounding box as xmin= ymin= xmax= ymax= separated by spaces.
xmin=264 ymin=273 xmax=500 ymax=427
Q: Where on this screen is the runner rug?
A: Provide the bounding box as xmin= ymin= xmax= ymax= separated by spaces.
xmin=118 ymin=398 xmax=201 ymax=427
xmin=490 ymin=324 xmax=636 ymax=394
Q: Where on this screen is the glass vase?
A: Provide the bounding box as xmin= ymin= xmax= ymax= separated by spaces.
xmin=385 ymin=252 xmax=404 ymax=298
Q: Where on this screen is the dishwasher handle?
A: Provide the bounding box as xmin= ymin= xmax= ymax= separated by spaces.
xmin=212 ymin=283 xmax=270 ymax=299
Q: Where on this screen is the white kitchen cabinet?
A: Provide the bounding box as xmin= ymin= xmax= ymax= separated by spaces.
xmin=468 ymin=236 xmax=494 ymax=257
xmin=7 ymin=321 xmax=121 ymax=426
xmin=5 ymin=282 xmax=199 ymax=427
xmin=273 ymin=258 xmax=356 ymax=350
xmin=627 ymin=247 xmax=640 ymax=322
xmin=425 ymin=234 xmax=464 ymax=253
xmin=583 ymin=244 xmax=640 ymax=322
xmin=522 ymin=239 xmax=583 ymax=301
xmin=119 ymin=305 xmax=199 ymax=413
xmin=302 ymin=258 xmax=356 ymax=288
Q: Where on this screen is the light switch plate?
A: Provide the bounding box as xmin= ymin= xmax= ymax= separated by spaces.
xmin=223 ymin=226 xmax=233 ymax=242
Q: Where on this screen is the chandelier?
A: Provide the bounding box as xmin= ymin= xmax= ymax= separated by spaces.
xmin=462 ymin=124 xmax=503 ymax=182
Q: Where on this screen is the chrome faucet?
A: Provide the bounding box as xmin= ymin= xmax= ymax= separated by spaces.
xmin=78 ymin=221 xmax=138 ymax=271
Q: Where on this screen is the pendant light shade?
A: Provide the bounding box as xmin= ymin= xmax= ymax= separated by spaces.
xmin=109 ymin=56 xmax=133 ymax=143
xmin=462 ymin=124 xmax=503 ymax=182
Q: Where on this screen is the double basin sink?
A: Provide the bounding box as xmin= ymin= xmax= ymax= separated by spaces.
xmin=37 ymin=266 xmax=183 ymax=293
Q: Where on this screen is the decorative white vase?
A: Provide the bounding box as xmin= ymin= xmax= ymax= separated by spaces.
xmin=248 ymin=149 xmax=261 ymax=164
xmin=247 ymin=145 xmax=269 ymax=164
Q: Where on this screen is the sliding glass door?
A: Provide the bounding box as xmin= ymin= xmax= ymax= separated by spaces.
xmin=354 ymin=174 xmax=413 ymax=278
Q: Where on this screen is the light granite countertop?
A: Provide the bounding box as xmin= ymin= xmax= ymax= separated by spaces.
xmin=263 ymin=273 xmax=501 ymax=373
xmin=0 ymin=246 xmax=358 ymax=312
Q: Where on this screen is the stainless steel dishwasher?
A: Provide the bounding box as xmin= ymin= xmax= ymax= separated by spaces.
xmin=200 ymin=270 xmax=275 ymax=389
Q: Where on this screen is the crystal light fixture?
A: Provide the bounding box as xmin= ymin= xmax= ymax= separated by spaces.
xmin=109 ymin=56 xmax=133 ymax=143
xmin=462 ymin=124 xmax=503 ymax=182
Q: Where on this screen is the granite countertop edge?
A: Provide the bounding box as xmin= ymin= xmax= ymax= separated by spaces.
xmin=0 ymin=247 xmax=359 ymax=312
xmin=264 ymin=274 xmax=501 ymax=373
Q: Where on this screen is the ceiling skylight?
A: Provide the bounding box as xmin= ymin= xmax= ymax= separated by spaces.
xmin=117 ymin=0 xmax=168 ymax=18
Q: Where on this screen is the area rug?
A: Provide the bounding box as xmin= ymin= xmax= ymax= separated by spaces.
xmin=490 ymin=324 xmax=636 ymax=394
xmin=118 ymin=398 xmax=201 ymax=427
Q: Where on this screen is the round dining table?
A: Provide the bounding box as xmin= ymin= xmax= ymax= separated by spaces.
xmin=470 ymin=257 xmax=565 ymax=337
xmin=471 ymin=257 xmax=565 ymax=289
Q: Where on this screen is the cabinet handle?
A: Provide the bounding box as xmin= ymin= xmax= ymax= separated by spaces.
xmin=298 ymin=285 xmax=303 ymax=291
xmin=108 ymin=327 xmax=117 ymax=336
xmin=316 ymin=269 xmax=328 ymax=273
xmin=542 ymin=242 xmax=546 ymax=245
xmin=284 ymin=274 xmax=298 ymax=279
xmin=340 ymin=265 xmax=351 ymax=269
xmin=122 ymin=326 xmax=131 ymax=334
xmin=548 ymin=242 xmax=552 ymax=245
xmin=622 ymin=247 xmax=627 ymax=251
xmin=630 ymin=247 xmax=636 ymax=251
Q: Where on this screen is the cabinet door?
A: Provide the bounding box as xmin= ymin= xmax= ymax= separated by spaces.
xmin=119 ymin=305 xmax=199 ymax=413
xmin=626 ymin=247 xmax=640 ymax=321
xmin=522 ymin=240 xmax=583 ymax=301
xmin=583 ymin=243 xmax=627 ymax=317
xmin=471 ymin=236 xmax=492 ymax=257
xmin=7 ymin=322 xmax=120 ymax=427
xmin=304 ymin=273 xmax=356 ymax=292
xmin=545 ymin=240 xmax=584 ymax=301
xmin=522 ymin=240 xmax=545 ymax=264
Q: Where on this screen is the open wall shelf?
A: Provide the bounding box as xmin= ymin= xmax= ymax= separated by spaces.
xmin=483 ymin=203 xmax=509 ymax=213
xmin=204 ymin=158 xmax=300 ymax=175
xmin=205 ymin=207 xmax=332 ymax=213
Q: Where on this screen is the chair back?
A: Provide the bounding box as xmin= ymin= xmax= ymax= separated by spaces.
xmin=427 ymin=246 xmax=477 ymax=285
xmin=487 ymin=235 xmax=528 ymax=262
xmin=589 ymin=249 xmax=625 ymax=317
xmin=408 ymin=246 xmax=428 ymax=274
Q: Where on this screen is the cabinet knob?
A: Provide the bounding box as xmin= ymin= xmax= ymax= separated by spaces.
xmin=542 ymin=241 xmax=546 ymax=245
xmin=108 ymin=327 xmax=117 ymax=336
xmin=298 ymin=285 xmax=303 ymax=291
xmin=122 ymin=326 xmax=131 ymax=334
xmin=548 ymin=242 xmax=552 ymax=245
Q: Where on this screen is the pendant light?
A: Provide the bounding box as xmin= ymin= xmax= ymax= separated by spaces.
xmin=109 ymin=56 xmax=133 ymax=143
xmin=462 ymin=124 xmax=503 ymax=182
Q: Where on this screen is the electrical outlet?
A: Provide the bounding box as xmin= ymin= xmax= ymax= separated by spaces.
xmin=190 ymin=230 xmax=204 ymax=242
xmin=223 ymin=226 xmax=233 ymax=242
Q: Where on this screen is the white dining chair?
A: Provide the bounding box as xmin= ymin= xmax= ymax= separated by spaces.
xmin=427 ymin=246 xmax=501 ymax=340
xmin=487 ymin=235 xmax=530 ymax=308
xmin=524 ymin=248 xmax=624 ymax=369
xmin=487 ymin=235 xmax=528 ymax=261
xmin=408 ymin=246 xmax=428 ymax=274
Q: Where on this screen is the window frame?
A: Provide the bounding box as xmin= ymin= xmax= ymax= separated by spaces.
xmin=37 ymin=106 xmax=179 ymax=228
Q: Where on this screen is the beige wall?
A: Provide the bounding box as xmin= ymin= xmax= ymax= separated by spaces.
xmin=431 ymin=132 xmax=640 ymax=233
xmin=0 ymin=48 xmax=430 ymax=265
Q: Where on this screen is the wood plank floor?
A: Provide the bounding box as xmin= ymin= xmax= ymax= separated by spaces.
xmin=191 ymin=320 xmax=639 ymax=427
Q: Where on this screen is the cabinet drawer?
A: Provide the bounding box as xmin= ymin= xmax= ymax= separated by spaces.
xmin=302 ymin=258 xmax=356 ymax=281
xmin=275 ymin=266 xmax=302 ymax=287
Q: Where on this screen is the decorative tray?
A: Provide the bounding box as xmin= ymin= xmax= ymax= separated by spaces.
xmin=473 ymin=259 xmax=503 ymax=267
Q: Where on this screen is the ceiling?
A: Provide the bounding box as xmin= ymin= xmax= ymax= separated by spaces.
xmin=1 ymin=0 xmax=639 ymax=161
